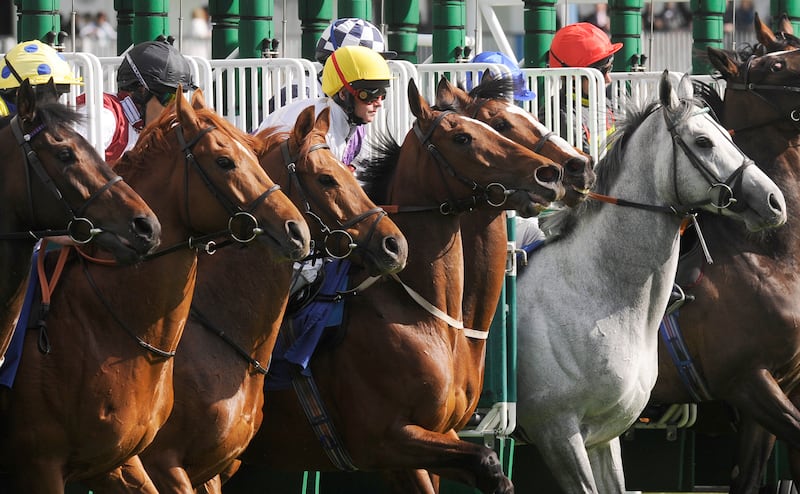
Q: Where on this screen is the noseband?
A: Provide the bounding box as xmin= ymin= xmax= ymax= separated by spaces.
xmin=3 ymin=116 xmax=125 ymax=243
xmin=280 ymin=139 xmax=387 ymax=259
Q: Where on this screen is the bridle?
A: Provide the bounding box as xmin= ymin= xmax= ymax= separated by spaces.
xmin=3 ymin=116 xmax=125 ymax=243
xmin=280 ymin=139 xmax=387 ymax=259
xmin=725 ymin=54 xmax=800 ymax=133
xmin=142 ymin=123 xmax=281 ymax=259
xmin=410 ymin=109 xmax=563 ymax=215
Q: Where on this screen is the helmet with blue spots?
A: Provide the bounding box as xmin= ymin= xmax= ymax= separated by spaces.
xmin=0 ymin=40 xmax=83 ymax=90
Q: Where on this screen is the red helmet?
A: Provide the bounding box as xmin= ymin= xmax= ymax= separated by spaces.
xmin=549 ymin=22 xmax=623 ymax=68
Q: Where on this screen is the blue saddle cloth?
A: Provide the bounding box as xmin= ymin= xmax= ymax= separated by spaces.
xmin=266 ymin=259 xmax=350 ymax=391
xmin=0 ymin=249 xmax=40 ymax=389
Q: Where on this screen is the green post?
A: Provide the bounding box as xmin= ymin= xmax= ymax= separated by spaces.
xmin=432 ymin=0 xmax=465 ymax=63
xmin=133 ymin=0 xmax=169 ymax=44
xmin=387 ymin=0 xmax=419 ymax=62
xmin=771 ymin=0 xmax=800 ymax=33
xmin=16 ymin=0 xmax=60 ymax=42
xmin=690 ymin=0 xmax=725 ymax=74
xmin=210 ymin=0 xmax=239 ymax=59
xmin=609 ymin=0 xmax=643 ymax=72
xmin=115 ymin=0 xmax=134 ymax=53
xmin=299 ymin=0 xmax=333 ymax=61
xmin=522 ymin=0 xmax=557 ymax=68
xmin=239 ymin=0 xmax=273 ymax=58
xmin=337 ymin=0 xmax=371 ymax=19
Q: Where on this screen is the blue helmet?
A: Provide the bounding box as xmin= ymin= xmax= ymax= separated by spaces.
xmin=470 ymin=51 xmax=536 ymax=101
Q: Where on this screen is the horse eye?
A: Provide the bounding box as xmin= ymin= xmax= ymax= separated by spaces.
xmin=695 ymin=135 xmax=713 ymax=148
xmin=771 ymin=61 xmax=784 ymax=72
xmin=318 ymin=174 xmax=337 ymax=187
xmin=56 ymin=148 xmax=76 ymax=163
xmin=494 ymin=120 xmax=510 ymax=132
xmin=215 ymin=157 xmax=235 ymax=169
xmin=454 ymin=133 xmax=472 ymax=145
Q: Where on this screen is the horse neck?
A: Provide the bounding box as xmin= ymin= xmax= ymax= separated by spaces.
xmin=460 ymin=210 xmax=507 ymax=332
xmin=0 ymin=242 xmax=36 ymax=356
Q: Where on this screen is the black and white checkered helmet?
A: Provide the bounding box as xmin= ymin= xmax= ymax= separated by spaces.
xmin=315 ymin=18 xmax=397 ymax=63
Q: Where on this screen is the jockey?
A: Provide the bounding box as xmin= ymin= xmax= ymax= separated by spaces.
xmin=0 ymin=39 xmax=83 ymax=116
xmin=547 ymin=22 xmax=622 ymax=155
xmin=76 ymin=38 xmax=196 ymax=163
xmin=257 ymin=44 xmax=392 ymax=172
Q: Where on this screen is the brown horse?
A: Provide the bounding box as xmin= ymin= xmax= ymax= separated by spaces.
xmin=647 ymin=17 xmax=800 ymax=493
xmin=0 ymin=89 xmax=309 ymax=494
xmin=236 ymin=78 xmax=563 ymax=494
xmin=0 ymin=79 xmax=160 ymax=371
xmin=116 ymin=105 xmax=407 ymax=493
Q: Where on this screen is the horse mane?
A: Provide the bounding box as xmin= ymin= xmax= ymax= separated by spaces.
xmin=357 ymin=130 xmax=401 ymax=204
xmin=468 ymin=76 xmax=516 ymax=102
xmin=692 ymin=79 xmax=725 ymax=123
xmin=0 ymin=101 xmax=84 ymax=134
xmin=541 ymin=96 xmax=696 ymax=240
xmin=253 ymin=126 xmax=291 ymax=153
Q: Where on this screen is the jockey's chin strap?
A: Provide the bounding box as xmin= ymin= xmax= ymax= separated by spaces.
xmin=725 ymin=55 xmax=800 ymax=134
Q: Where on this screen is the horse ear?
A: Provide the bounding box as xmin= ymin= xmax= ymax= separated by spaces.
xmin=482 ymin=69 xmax=495 ymax=82
xmin=191 ymin=87 xmax=207 ymax=110
xmin=707 ymin=47 xmax=739 ymax=80
xmin=16 ymin=79 xmax=36 ymax=122
xmin=176 ymin=83 xmax=200 ymax=131
xmin=677 ymin=73 xmax=694 ymax=100
xmin=659 ymin=70 xmax=680 ymax=111
xmin=755 ymin=12 xmax=778 ymax=46
xmin=778 ymin=12 xmax=794 ymax=35
xmin=34 ymin=77 xmax=61 ymax=105
xmin=408 ymin=78 xmax=431 ymax=120
xmin=293 ymin=105 xmax=315 ymax=143
xmin=314 ymin=106 xmax=331 ymax=135
xmin=435 ymin=76 xmax=457 ymax=109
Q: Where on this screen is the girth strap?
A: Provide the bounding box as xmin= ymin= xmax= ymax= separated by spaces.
xmin=659 ymin=311 xmax=713 ymax=402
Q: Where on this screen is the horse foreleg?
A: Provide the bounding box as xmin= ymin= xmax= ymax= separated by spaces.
xmin=728 ymin=417 xmax=775 ymax=494
xmin=140 ymin=454 xmax=195 ymax=494
xmin=374 ymin=426 xmax=512 ymax=494
xmin=587 ymin=437 xmax=626 ymax=493
xmin=528 ymin=426 xmax=597 ymax=494
xmin=195 ymin=475 xmax=222 ymax=494
xmin=216 ymin=459 xmax=241 ymax=486
xmin=84 ymin=455 xmax=159 ymax=494
xmin=11 ymin=460 xmax=67 ymax=494
xmin=728 ymin=369 xmax=800 ymax=447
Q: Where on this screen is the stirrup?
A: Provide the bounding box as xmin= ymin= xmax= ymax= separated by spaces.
xmin=666 ymin=283 xmax=694 ymax=315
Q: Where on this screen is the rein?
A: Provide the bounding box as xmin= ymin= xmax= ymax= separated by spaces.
xmin=2 ymin=116 xmax=124 ymax=243
xmin=279 ymin=139 xmax=387 ymax=260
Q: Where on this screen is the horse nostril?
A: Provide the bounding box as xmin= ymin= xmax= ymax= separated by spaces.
xmin=535 ymin=164 xmax=563 ymax=184
xmin=566 ymin=157 xmax=590 ymax=175
xmin=384 ymin=236 xmax=399 ymax=256
xmin=768 ymin=193 xmax=784 ymax=214
xmin=132 ymin=216 xmax=158 ymax=243
xmin=286 ymin=220 xmax=310 ymax=248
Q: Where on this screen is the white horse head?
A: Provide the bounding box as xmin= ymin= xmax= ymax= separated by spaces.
xmin=514 ymin=69 xmax=786 ymax=494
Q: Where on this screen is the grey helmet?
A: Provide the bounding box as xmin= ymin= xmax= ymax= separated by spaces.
xmin=315 ymin=18 xmax=396 ymax=64
xmin=117 ymin=40 xmax=197 ymax=95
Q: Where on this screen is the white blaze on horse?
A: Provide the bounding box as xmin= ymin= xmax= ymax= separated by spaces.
xmin=514 ymin=71 xmax=787 ymax=494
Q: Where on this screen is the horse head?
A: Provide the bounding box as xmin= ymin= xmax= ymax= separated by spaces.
xmin=657 ymin=71 xmax=786 ymax=231
xmin=126 ymin=86 xmax=310 ymax=260
xmin=402 ymin=78 xmax=565 ymax=218
xmin=256 ymin=106 xmax=408 ymax=276
xmin=440 ymin=73 xmax=595 ymax=207
xmin=2 ymin=78 xmax=160 ymax=264
xmin=754 ymin=12 xmax=800 ymax=54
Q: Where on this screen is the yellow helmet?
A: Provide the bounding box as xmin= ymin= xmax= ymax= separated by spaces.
xmin=0 ymin=40 xmax=83 ymax=90
xmin=321 ymin=45 xmax=391 ymax=98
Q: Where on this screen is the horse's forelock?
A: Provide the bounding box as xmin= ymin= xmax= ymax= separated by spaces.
xmin=468 ymin=76 xmax=515 ymax=102
xmin=358 ymin=131 xmax=401 ymax=204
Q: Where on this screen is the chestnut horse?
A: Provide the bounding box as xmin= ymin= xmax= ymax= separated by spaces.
xmin=236 ymin=79 xmax=564 ymax=494
xmin=648 ymin=16 xmax=800 ymax=493
xmin=0 ymin=89 xmax=309 ymax=494
xmin=515 ymin=71 xmax=786 ymax=494
xmin=0 ymin=79 xmax=159 ymax=369
xmin=119 ymin=106 xmax=407 ymax=493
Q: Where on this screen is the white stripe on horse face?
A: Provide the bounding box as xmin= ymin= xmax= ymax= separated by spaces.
xmin=504 ymin=105 xmax=578 ymax=155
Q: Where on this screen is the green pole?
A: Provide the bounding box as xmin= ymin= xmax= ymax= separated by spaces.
xmin=522 ymin=0 xmax=557 ymax=68
xmin=299 ymin=0 xmax=333 ymax=61
xmin=609 ymin=0 xmax=643 ymax=72
xmin=115 ymin=0 xmax=134 ymax=53
xmin=239 ymin=0 xmax=273 ymax=58
xmin=210 ymin=0 xmax=239 ymax=59
xmin=133 ymin=0 xmax=169 ymax=44
xmin=387 ymin=0 xmax=419 ymax=63
xmin=690 ymin=0 xmax=725 ymax=74
xmin=337 ymin=0 xmax=371 ymax=19
xmin=16 ymin=0 xmax=60 ymax=42
xmin=771 ymin=0 xmax=800 ymax=33
xmin=432 ymin=0 xmax=465 ymax=63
